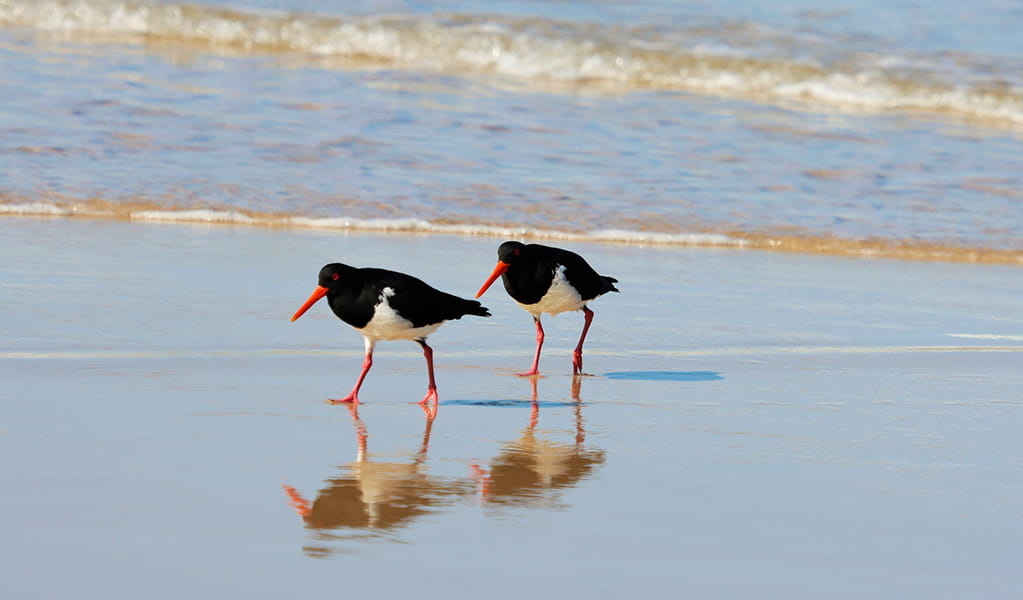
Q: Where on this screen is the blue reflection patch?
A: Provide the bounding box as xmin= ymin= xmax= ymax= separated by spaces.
xmin=604 ymin=371 xmax=723 ymax=382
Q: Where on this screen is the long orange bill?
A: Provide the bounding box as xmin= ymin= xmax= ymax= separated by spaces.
xmin=291 ymin=285 xmax=328 ymax=322
xmin=475 ymin=261 xmax=510 ymax=298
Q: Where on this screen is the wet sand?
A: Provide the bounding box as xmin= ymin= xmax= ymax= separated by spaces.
xmin=2 ymin=217 xmax=1021 ymax=598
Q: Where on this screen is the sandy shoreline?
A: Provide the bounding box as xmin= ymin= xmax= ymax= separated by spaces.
xmin=2 ymin=217 xmax=1021 ymax=598
xmin=4 ymin=204 xmax=1023 ymax=265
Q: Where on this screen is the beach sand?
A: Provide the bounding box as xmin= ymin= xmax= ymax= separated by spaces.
xmin=2 ymin=217 xmax=1021 ymax=598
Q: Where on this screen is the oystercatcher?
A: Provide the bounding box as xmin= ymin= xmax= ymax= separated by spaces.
xmin=476 ymin=241 xmax=619 ymax=376
xmin=292 ymin=263 xmax=491 ymax=406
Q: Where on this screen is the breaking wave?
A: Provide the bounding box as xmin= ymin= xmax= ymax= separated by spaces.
xmin=3 ymin=0 xmax=1023 ymax=126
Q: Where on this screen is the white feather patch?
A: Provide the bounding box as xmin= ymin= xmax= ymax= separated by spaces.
xmin=518 ymin=265 xmax=585 ymax=317
xmin=358 ymin=287 xmax=443 ymax=341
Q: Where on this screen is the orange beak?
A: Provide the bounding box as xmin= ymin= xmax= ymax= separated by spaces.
xmin=475 ymin=261 xmax=510 ymax=298
xmin=291 ymin=285 xmax=328 ymax=322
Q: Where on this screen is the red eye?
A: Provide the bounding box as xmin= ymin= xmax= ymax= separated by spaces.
xmin=512 ymin=248 xmax=520 ymax=256
xmin=331 ymin=273 xmax=340 ymax=281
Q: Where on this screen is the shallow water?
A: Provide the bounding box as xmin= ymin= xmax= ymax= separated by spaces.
xmin=2 ymin=0 xmax=1023 ymax=262
xmin=1 ymin=219 xmax=1021 ymax=597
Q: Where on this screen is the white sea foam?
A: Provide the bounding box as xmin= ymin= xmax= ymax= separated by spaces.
xmin=3 ymin=0 xmax=1023 ymax=126
xmin=0 ymin=203 xmax=74 ymax=216
xmin=285 ymin=216 xmax=747 ymax=247
xmin=0 ymin=202 xmax=750 ymax=248
xmin=586 ymin=229 xmax=744 ymax=246
xmin=5 ymin=201 xmax=1023 ymax=263
xmin=131 ymin=209 xmax=257 ymax=224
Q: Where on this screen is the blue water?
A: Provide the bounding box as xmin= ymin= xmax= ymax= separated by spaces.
xmin=605 ymin=370 xmax=723 ymax=381
xmin=1 ymin=0 xmax=1022 ymax=259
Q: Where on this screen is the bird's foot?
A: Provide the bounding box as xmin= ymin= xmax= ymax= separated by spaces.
xmin=572 ymin=350 xmax=594 ymax=376
xmin=328 ymin=393 xmax=360 ymax=405
xmin=418 ymin=388 xmax=439 ymax=406
xmin=516 ymin=359 xmax=542 ymax=377
xmin=418 ymin=388 xmax=438 ymax=419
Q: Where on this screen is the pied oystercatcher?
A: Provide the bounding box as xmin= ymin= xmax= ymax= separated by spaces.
xmin=476 ymin=241 xmax=619 ymax=376
xmin=292 ymin=263 xmax=491 ymax=406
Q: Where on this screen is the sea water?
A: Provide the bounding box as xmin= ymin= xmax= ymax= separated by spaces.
xmin=1 ymin=0 xmax=1022 ymax=261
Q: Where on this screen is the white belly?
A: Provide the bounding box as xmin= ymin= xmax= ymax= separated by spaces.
xmin=357 ymin=287 xmax=443 ymax=341
xmin=518 ymin=265 xmax=585 ymax=317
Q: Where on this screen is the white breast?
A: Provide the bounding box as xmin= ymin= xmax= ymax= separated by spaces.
xmin=358 ymin=287 xmax=443 ymax=341
xmin=518 ymin=265 xmax=585 ymax=317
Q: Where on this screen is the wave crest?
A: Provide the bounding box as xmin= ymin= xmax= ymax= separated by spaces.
xmin=3 ymin=0 xmax=1023 ymax=125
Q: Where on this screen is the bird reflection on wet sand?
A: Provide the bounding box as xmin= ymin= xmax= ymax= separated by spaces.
xmin=282 ymin=405 xmax=474 ymax=556
xmin=283 ymin=377 xmax=605 ymax=556
xmin=472 ymin=376 xmax=606 ymax=511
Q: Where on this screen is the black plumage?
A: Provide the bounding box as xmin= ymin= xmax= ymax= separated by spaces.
xmin=292 ymin=263 xmax=490 ymax=409
xmin=495 ymin=242 xmax=619 ymax=305
xmin=317 ymin=264 xmax=490 ymax=330
xmin=477 ymin=241 xmax=619 ymax=376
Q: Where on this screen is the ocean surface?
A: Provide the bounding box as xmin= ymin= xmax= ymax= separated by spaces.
xmin=2 ymin=0 xmax=1023 ymax=262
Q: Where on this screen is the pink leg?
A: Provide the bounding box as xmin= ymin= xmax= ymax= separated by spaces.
xmin=517 ymin=317 xmax=544 ymax=377
xmin=417 ymin=339 xmax=439 ymax=407
xmin=331 ymin=339 xmax=374 ymax=404
xmin=572 ymin=307 xmax=594 ymax=375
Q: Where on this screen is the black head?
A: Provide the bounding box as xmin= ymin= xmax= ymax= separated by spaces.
xmin=292 ymin=263 xmax=355 ymax=322
xmin=317 ymin=263 xmax=353 ymax=290
xmin=477 ymin=242 xmax=526 ymax=298
xmin=496 ymin=241 xmax=526 ymax=264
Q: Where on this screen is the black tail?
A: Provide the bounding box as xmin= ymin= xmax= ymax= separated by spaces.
xmin=465 ymin=300 xmax=492 ymax=318
xmin=450 ymin=297 xmax=491 ymax=319
xmin=603 ymin=276 xmax=620 ymax=294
